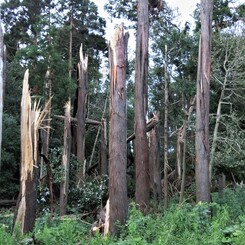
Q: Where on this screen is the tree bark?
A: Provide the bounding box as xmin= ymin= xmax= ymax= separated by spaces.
xmin=163 ymin=45 xmax=169 ymax=209
xmin=76 ymin=44 xmax=88 ymax=185
xmin=60 ymin=100 xmax=71 ymax=216
xmin=148 ymin=114 xmax=161 ymax=201
xmin=179 ymin=97 xmax=195 ymax=203
xmin=0 ymin=24 xmax=4 ymax=172
xmin=99 ymin=119 xmax=108 ymax=175
xmin=107 ymin=26 xmax=128 ymax=236
xmin=40 ymin=63 xmax=52 ymax=179
xmin=134 ymin=0 xmax=150 ymax=212
xmin=195 ymin=0 xmax=213 ymax=203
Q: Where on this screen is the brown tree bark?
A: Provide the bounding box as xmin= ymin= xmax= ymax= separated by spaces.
xmin=195 ymin=0 xmax=213 ymax=203
xmin=179 ymin=97 xmax=196 ymax=203
xmin=148 ymin=114 xmax=161 ymax=201
xmin=107 ymin=26 xmax=129 ymax=235
xmin=60 ymin=100 xmax=71 ymax=216
xmin=134 ymin=0 xmax=150 ymax=212
xmin=0 ymin=24 xmax=4 ymax=172
xmin=40 ymin=64 xmax=52 ymax=179
xmin=163 ymin=45 xmax=169 ymax=209
xmin=99 ymin=119 xmax=108 ymax=175
xmin=76 ymin=44 xmax=88 ymax=185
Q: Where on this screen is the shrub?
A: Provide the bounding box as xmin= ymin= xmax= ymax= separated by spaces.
xmin=0 ymin=226 xmax=15 ymax=245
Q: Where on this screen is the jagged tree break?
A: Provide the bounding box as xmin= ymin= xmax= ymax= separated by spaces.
xmin=14 ymin=70 xmax=50 ymax=234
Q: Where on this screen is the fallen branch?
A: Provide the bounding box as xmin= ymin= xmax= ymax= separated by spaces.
xmin=54 ymin=115 xmax=101 ymax=126
xmin=127 ymin=116 xmax=159 ymax=143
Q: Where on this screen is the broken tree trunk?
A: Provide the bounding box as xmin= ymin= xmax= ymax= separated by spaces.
xmin=14 ymin=70 xmax=50 ymax=234
xmin=148 ymin=113 xmax=161 ymax=201
xmin=76 ymin=44 xmax=88 ymax=185
xmin=106 ymin=25 xmax=129 ymax=236
xmin=40 ymin=64 xmax=52 ymax=179
xmin=60 ymin=100 xmax=72 ymax=216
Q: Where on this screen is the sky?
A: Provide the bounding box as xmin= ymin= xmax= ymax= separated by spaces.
xmin=92 ymin=0 xmax=200 ymax=40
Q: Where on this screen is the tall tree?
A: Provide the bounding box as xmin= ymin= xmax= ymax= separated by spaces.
xmin=134 ymin=0 xmax=150 ymax=212
xmin=0 ymin=23 xmax=4 ymax=171
xmin=76 ymin=45 xmax=88 ymax=184
xmin=195 ymin=0 xmax=213 ymax=203
xmin=107 ymin=26 xmax=128 ymax=235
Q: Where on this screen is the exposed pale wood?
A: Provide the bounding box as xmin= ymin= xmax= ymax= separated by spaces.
xmin=14 ymin=70 xmax=50 ymax=234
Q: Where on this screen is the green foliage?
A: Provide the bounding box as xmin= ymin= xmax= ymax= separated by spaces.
xmin=2 ymin=189 xmax=245 ymax=245
xmin=212 ymin=185 xmax=245 ymax=219
xmin=34 ymin=216 xmax=87 ymax=245
xmin=0 ymin=226 xmax=15 ymax=245
xmin=0 ymin=113 xmax=20 ymax=199
xmin=68 ymin=175 xmax=108 ymax=213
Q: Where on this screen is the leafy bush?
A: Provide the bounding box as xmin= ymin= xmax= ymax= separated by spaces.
xmin=212 ymin=185 xmax=245 ymax=219
xmin=0 ymin=226 xmax=15 ymax=245
xmin=68 ymin=175 xmax=108 ymax=213
xmin=34 ymin=216 xmax=87 ymax=245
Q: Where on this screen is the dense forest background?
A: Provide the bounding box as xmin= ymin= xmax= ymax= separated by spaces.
xmin=0 ymin=0 xmax=245 ymax=243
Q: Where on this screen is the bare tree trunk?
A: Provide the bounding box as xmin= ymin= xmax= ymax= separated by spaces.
xmin=179 ymin=97 xmax=195 ymax=203
xmin=195 ymin=0 xmax=213 ymax=203
xmin=40 ymin=64 xmax=52 ymax=179
xmin=210 ymin=50 xmax=229 ymax=181
xmin=135 ymin=0 xmax=150 ymax=212
xmin=106 ymin=26 xmax=128 ymax=236
xmin=68 ymin=9 xmax=73 ymax=80
xmin=0 ymin=24 xmax=4 ymax=172
xmin=99 ymin=119 xmax=108 ymax=175
xmin=76 ymin=45 xmax=88 ymax=185
xmin=148 ymin=114 xmax=161 ymax=201
xmin=14 ymin=70 xmax=49 ymax=234
xmin=163 ymin=45 xmax=169 ymax=209
xmin=60 ymin=100 xmax=71 ymax=216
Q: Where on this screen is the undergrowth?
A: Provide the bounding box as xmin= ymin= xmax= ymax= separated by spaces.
xmin=1 ymin=187 xmax=245 ymax=244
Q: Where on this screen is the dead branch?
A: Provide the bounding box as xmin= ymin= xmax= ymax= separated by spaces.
xmin=127 ymin=116 xmax=159 ymax=143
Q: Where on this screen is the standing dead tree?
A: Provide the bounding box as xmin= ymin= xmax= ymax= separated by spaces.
xmin=76 ymin=44 xmax=88 ymax=185
xmin=105 ymin=25 xmax=129 ymax=236
xmin=60 ymin=100 xmax=72 ymax=216
xmin=195 ymin=0 xmax=213 ymax=203
xmin=148 ymin=113 xmax=161 ymax=201
xmin=14 ymin=70 xmax=50 ymax=234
